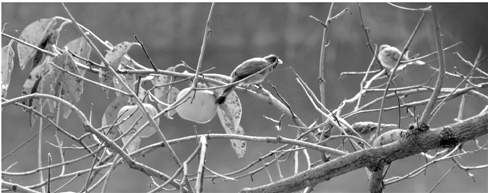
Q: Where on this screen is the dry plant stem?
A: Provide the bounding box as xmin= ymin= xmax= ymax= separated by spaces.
xmin=295 ymin=73 xmax=366 ymax=148
xmin=3 ymin=94 xmax=183 ymax=191
xmin=134 ymin=35 xmax=158 ymax=71
xmin=191 ymin=128 xmax=319 ymax=181
xmin=357 ymin=3 xmax=376 ymax=55
xmin=83 ymin=149 xmax=103 ymax=193
xmin=419 ymin=7 xmax=444 ymax=125
xmin=355 ymin=47 xmax=378 ymax=111
xmin=458 ymin=50 xmax=484 ymax=121
xmin=61 ymin=3 xmax=182 ymax=175
xmin=240 ymin=84 xmax=317 ymax=142
xmin=339 ymin=41 xmax=460 ymax=79
xmin=388 ymin=3 xmax=432 ymax=12
xmin=50 ymin=62 xmax=130 ymax=96
xmin=317 ymin=3 xmax=334 ymax=139
xmin=374 ymin=11 xmax=427 ymax=141
xmin=191 ymin=2 xmax=214 ymax=89
xmin=204 ymin=166 xmax=236 ymax=181
xmin=149 ymin=144 xmax=202 ymax=193
xmin=52 ymin=174 xmax=77 ymax=193
xmin=351 ymin=87 xmax=488 ymax=117
xmin=1 ymin=181 xmax=40 ymax=193
xmin=2 ymin=124 xmax=50 ymax=160
xmin=240 ymin=111 xmax=488 ymax=193
xmin=54 ymin=130 xmax=65 ymax=176
xmin=455 ymin=52 xmax=488 ymax=77
xmin=47 ymin=154 xmax=52 ymax=193
xmin=430 ymin=51 xmax=485 ymax=119
xmin=101 ymin=111 xmax=148 ymax=192
xmin=195 ymin=136 xmax=207 ymax=193
xmin=429 ymin=163 xmax=456 ymax=193
xmin=37 ymin=94 xmax=45 ymax=193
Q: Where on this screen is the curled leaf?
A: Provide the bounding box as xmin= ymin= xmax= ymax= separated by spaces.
xmin=2 ymin=41 xmax=15 ymax=97
xmin=17 ymin=17 xmax=57 ymax=70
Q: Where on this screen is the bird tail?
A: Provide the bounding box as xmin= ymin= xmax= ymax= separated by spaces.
xmin=215 ymin=84 xmax=236 ymax=104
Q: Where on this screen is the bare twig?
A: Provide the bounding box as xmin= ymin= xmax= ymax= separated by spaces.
xmin=419 ymin=6 xmax=445 ymax=125
xmin=61 ymin=3 xmax=182 ymax=171
xmin=134 ymin=35 xmax=158 ymax=71
xmin=429 ymin=164 xmax=456 ymax=193
xmin=388 ymin=3 xmax=432 ymax=12
xmin=374 ymin=11 xmax=427 ymax=140
xmin=195 ymin=136 xmax=207 ymax=193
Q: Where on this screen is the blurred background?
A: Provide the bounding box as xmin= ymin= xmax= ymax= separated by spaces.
xmin=2 ymin=3 xmax=487 ymax=193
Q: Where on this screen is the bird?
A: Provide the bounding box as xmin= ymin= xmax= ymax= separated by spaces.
xmin=215 ymin=54 xmax=283 ymax=105
xmin=378 ymin=44 xmax=425 ymax=70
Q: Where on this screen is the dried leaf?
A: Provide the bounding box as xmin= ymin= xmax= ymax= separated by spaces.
xmin=124 ymin=136 xmax=142 ymax=154
xmin=65 ymin=36 xmax=92 ymax=76
xmin=209 ymin=77 xmax=242 ymax=131
xmin=17 ymin=17 xmax=57 ymax=70
xmin=98 ymin=95 xmax=130 ymax=143
xmin=1 ymin=41 xmax=15 ymax=97
xmin=120 ymin=57 xmax=137 ymax=93
xmin=98 ymin=42 xmax=138 ymax=97
xmin=21 ymin=62 xmax=48 ymax=127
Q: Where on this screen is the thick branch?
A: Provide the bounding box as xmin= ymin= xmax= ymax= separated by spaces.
xmin=240 ymin=111 xmax=488 ymax=193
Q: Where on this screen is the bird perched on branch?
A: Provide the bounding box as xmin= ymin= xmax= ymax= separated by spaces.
xmin=215 ymin=54 xmax=283 ymax=104
xmin=378 ymin=44 xmax=425 ymax=70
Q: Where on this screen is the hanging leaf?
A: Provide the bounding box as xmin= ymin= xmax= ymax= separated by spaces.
xmin=96 ymin=95 xmax=130 ymax=145
xmin=65 ymin=36 xmax=92 ymax=76
xmin=48 ymin=48 xmax=83 ymax=119
xmin=61 ymin=54 xmax=84 ymax=119
xmin=229 ymin=125 xmax=246 ymax=158
xmin=98 ymin=42 xmax=139 ymax=97
xmin=125 ymin=137 xmax=142 ymax=154
xmin=98 ymin=62 xmax=112 ymax=98
xmin=40 ymin=64 xmax=56 ymax=113
xmin=113 ymin=75 xmax=130 ymax=96
xmin=1 ymin=40 xmax=15 ymax=98
xmin=21 ymin=61 xmax=48 ymax=127
xmin=208 ymin=78 xmax=242 ymax=131
xmin=120 ymin=57 xmax=137 ymax=92
xmin=152 ymin=66 xmax=178 ymax=119
xmin=210 ymin=77 xmax=245 ymax=158
xmin=17 ymin=17 xmax=57 ymax=70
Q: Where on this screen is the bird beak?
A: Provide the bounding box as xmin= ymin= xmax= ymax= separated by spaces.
xmin=277 ymin=59 xmax=283 ymax=65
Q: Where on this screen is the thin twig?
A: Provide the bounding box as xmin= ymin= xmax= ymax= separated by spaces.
xmin=2 ymin=124 xmax=50 ymax=160
xmin=430 ymin=52 xmax=486 ymax=119
xmin=134 ymin=35 xmax=158 ymax=71
xmin=191 ymin=2 xmax=214 ymax=89
xmin=195 ymin=136 xmax=207 ymax=193
xmin=374 ymin=11 xmax=427 ymax=140
xmin=61 ymin=3 xmax=182 ymax=169
xmin=419 ymin=6 xmax=445 ymax=125
xmin=47 ymin=153 xmax=52 ymax=193
xmin=428 ymin=164 xmax=456 ymax=193
xmin=388 ymin=3 xmax=432 ymax=12
xmin=317 ymin=3 xmax=334 ymax=140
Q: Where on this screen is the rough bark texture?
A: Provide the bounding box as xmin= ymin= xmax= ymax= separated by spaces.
xmin=240 ymin=111 xmax=488 ymax=193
